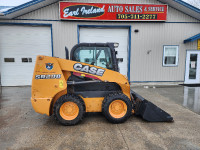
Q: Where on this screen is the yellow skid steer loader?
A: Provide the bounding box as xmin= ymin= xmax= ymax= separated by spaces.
xmin=31 ymin=43 xmax=173 ymax=125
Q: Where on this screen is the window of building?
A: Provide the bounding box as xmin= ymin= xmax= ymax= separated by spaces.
xmin=163 ymin=46 xmax=179 ymax=66
xmin=22 ymin=58 xmax=32 ymax=63
xmin=4 ymin=58 xmax=15 ymax=62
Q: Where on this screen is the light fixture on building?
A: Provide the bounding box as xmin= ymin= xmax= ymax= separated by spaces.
xmin=147 ymin=50 xmax=152 ymax=54
xmin=114 ymin=43 xmax=119 ymax=48
xmin=134 ymin=29 xmax=139 ymax=33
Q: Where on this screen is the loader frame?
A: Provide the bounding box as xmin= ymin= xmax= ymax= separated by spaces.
xmin=31 ymin=43 xmax=173 ymax=125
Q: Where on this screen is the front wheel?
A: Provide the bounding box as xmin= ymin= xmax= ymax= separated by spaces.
xmin=102 ymin=93 xmax=132 ymax=123
xmin=53 ymin=94 xmax=85 ymax=126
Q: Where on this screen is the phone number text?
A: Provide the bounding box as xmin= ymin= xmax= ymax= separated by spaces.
xmin=117 ymin=14 xmax=157 ymax=20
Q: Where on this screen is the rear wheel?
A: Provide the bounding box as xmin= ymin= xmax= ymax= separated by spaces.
xmin=102 ymin=93 xmax=132 ymax=123
xmin=53 ymin=94 xmax=85 ymax=126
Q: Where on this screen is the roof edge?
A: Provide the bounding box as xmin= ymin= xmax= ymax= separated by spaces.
xmin=184 ymin=33 xmax=200 ymax=43
xmin=174 ymin=0 xmax=200 ymax=13
xmin=3 ymin=0 xmax=46 ymax=15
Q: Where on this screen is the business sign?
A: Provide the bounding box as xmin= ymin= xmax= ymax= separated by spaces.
xmin=198 ymin=39 xmax=200 ymax=50
xmin=59 ymin=2 xmax=167 ymax=21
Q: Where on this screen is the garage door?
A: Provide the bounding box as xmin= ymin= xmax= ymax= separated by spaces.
xmin=0 ymin=25 xmax=52 ymax=86
xmin=80 ymin=28 xmax=129 ymax=76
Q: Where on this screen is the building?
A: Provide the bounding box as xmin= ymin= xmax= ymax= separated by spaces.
xmin=0 ymin=0 xmax=200 ymax=86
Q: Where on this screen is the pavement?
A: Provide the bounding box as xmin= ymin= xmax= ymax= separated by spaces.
xmin=0 ymin=86 xmax=200 ymax=150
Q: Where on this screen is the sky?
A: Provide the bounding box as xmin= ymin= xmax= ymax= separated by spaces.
xmin=0 ymin=0 xmax=32 ymax=6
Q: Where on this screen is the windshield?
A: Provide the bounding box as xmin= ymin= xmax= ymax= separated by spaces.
xmin=73 ymin=46 xmax=113 ymax=70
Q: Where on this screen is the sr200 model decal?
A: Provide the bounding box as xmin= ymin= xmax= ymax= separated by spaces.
xmin=35 ymin=74 xmax=61 ymax=79
xmin=73 ymin=63 xmax=105 ymax=76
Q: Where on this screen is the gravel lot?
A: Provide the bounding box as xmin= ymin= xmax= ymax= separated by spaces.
xmin=0 ymin=86 xmax=200 ymax=150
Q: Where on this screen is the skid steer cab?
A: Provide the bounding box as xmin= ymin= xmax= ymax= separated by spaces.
xmin=31 ymin=43 xmax=173 ymax=125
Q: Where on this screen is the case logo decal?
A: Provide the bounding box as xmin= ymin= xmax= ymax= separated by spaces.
xmin=73 ymin=63 xmax=105 ymax=76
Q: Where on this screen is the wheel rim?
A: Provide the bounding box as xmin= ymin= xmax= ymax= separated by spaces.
xmin=109 ymin=100 xmax=127 ymax=118
xmin=60 ymin=102 xmax=79 ymax=120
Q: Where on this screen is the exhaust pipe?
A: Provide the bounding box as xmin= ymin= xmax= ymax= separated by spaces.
xmin=131 ymin=90 xmax=173 ymax=122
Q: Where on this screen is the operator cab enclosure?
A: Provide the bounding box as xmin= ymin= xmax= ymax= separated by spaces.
xmin=70 ymin=43 xmax=119 ymax=72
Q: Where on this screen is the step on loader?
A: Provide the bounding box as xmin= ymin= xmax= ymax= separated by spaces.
xmin=31 ymin=43 xmax=173 ymax=125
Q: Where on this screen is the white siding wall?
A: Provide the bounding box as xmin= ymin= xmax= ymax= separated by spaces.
xmin=16 ymin=0 xmax=200 ymax=22
xmin=130 ymin=23 xmax=199 ymax=81
xmin=0 ymin=0 xmax=200 ymax=82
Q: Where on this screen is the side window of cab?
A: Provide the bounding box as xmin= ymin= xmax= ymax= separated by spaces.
xmin=72 ymin=46 xmax=113 ymax=70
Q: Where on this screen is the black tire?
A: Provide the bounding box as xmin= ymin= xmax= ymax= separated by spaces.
xmin=102 ymin=92 xmax=132 ymax=123
xmin=53 ymin=94 xmax=85 ymax=126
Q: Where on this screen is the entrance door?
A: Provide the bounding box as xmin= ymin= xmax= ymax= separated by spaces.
xmin=184 ymin=50 xmax=200 ymax=84
xmin=79 ymin=28 xmax=129 ymax=76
